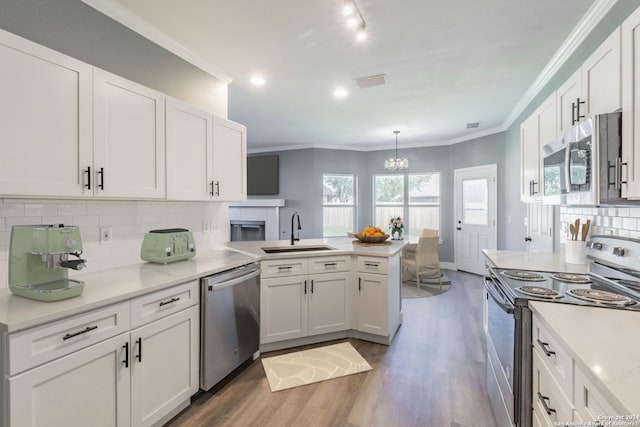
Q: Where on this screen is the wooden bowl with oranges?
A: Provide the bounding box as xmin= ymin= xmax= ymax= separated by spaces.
xmin=353 ymin=226 xmax=390 ymax=243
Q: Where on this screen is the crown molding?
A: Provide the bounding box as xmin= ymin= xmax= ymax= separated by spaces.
xmin=81 ymin=0 xmax=233 ymax=84
xmin=502 ymin=0 xmax=618 ymax=129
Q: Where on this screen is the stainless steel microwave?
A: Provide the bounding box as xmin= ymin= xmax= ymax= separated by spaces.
xmin=542 ymin=111 xmax=627 ymax=206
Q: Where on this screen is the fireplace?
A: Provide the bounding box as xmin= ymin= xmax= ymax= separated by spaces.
xmin=228 ymin=199 xmax=284 ymax=242
xmin=230 ymin=220 xmax=266 ymax=241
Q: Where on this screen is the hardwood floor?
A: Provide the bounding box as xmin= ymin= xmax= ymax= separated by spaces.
xmin=167 ymin=270 xmax=497 ymax=427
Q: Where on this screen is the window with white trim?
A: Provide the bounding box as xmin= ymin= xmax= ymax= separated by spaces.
xmin=323 ymin=174 xmax=356 ymax=237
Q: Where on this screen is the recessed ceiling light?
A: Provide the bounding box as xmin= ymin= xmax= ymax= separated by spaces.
xmin=342 ymin=0 xmax=355 ymax=16
xmin=334 ymin=88 xmax=348 ymax=98
xmin=250 ymin=75 xmax=266 ymax=86
xmin=346 ymin=17 xmax=358 ymax=28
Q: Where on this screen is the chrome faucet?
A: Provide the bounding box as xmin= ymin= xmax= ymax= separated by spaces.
xmin=291 ymin=211 xmax=302 ymax=245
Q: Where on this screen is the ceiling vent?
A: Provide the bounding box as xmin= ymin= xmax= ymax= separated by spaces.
xmin=354 ymin=74 xmax=387 ymax=88
xmin=466 ymin=122 xmax=481 ymax=129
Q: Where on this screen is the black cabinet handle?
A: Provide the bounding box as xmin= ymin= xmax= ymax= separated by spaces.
xmin=531 ymin=181 xmax=538 ymax=196
xmin=123 ymin=341 xmax=129 ymax=368
xmin=311 ymin=279 xmax=314 ymax=294
xmin=537 ymin=392 xmax=556 ymax=415
xmin=215 ymin=181 xmax=220 ymax=196
xmin=84 ymin=166 xmax=91 ymax=190
xmin=571 ymin=101 xmax=577 ymax=125
xmin=364 ymin=263 xmax=378 ymax=268
xmin=324 ymin=263 xmax=337 ymax=267
xmin=358 ymin=277 xmax=362 ymax=292
xmin=576 ymin=98 xmax=585 ymax=122
xmin=278 ymin=266 xmax=293 ymax=270
xmin=304 ymin=280 xmax=307 ymax=294
xmin=537 ymin=339 xmax=556 ymax=357
xmin=97 ymin=167 xmax=105 ymax=190
xmin=136 ymin=337 xmax=142 ymax=362
xmin=159 ymin=297 xmax=180 ymax=307
xmin=210 ymin=181 xmax=215 ymax=196
xmin=63 ymin=325 xmax=98 ymax=340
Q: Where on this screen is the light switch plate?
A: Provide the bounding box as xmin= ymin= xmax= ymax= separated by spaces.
xmin=100 ymin=227 xmax=112 ymax=244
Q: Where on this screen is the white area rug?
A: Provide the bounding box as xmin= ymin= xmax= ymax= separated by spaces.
xmin=261 ymin=342 xmax=372 ymax=392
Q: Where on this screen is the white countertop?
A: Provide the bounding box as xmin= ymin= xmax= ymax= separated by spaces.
xmin=529 ymin=301 xmax=640 ymax=414
xmin=0 ymin=248 xmax=258 ymax=333
xmin=228 ymin=237 xmax=408 ymax=259
xmin=483 ymin=250 xmax=589 ymax=274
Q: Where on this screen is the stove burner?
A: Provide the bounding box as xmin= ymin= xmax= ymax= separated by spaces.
xmin=501 ymin=270 xmax=546 ymax=281
xmin=567 ymin=288 xmax=636 ymax=306
xmin=516 ymin=286 xmax=562 ymax=299
xmin=551 ymin=273 xmax=591 ymax=284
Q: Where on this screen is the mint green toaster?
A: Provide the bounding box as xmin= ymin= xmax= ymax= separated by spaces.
xmin=140 ymin=228 xmax=196 ymax=264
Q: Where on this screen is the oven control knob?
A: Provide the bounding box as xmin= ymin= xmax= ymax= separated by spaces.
xmin=612 ymin=247 xmax=626 ymax=257
xmin=587 ymin=241 xmax=603 ymax=250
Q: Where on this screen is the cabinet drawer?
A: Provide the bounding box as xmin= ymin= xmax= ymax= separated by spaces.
xmin=308 ymin=255 xmax=351 ymax=274
xmin=130 ymin=280 xmax=199 ymax=329
xmin=8 ymin=301 xmax=130 ymax=375
xmin=533 ymin=315 xmax=573 ymax=400
xmin=574 ymin=365 xmax=619 ymax=422
xmin=261 ymin=258 xmax=308 ymax=278
xmin=357 ymin=256 xmax=388 ymax=274
xmin=533 ymin=348 xmax=574 ymax=426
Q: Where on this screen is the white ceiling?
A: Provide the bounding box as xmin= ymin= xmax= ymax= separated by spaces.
xmin=85 ymin=0 xmax=601 ymax=152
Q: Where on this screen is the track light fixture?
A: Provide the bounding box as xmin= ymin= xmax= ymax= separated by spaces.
xmin=342 ymin=0 xmax=366 ymax=41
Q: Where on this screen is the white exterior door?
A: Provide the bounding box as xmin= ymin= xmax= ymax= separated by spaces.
xmin=525 ymin=202 xmax=555 ymax=253
xmin=454 ymin=164 xmax=498 ymax=275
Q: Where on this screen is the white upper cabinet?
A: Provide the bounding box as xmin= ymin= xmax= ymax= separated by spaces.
xmin=556 ymin=69 xmax=582 ymax=136
xmin=622 ymin=6 xmax=640 ymax=199
xmin=93 ymin=69 xmax=166 ymax=199
xmin=556 ymin=28 xmax=621 ymax=136
xmin=581 ymin=27 xmax=621 ymax=116
xmin=0 ymin=29 xmax=92 ymax=198
xmin=212 ymin=117 xmax=247 ymax=201
xmin=165 ymin=98 xmax=214 ymax=201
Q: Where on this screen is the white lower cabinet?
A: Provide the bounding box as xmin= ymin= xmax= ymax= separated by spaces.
xmin=356 ymin=272 xmax=388 ymax=336
xmin=9 ymin=333 xmax=131 ymax=427
xmin=532 ymin=311 xmax=621 ymax=427
xmin=3 ymin=281 xmax=199 ymax=427
xmin=260 ymin=271 xmax=350 ymax=344
xmin=130 ymin=306 xmax=199 ymax=427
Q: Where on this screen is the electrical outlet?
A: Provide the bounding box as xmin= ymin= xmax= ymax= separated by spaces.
xmin=202 ymin=220 xmax=211 ymax=232
xmin=100 ymin=227 xmax=112 ymax=244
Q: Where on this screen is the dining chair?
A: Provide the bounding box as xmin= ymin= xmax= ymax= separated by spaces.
xmin=401 ymin=235 xmax=443 ymax=290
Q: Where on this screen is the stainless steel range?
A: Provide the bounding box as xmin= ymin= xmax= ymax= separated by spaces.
xmin=484 ymin=235 xmax=640 ymax=427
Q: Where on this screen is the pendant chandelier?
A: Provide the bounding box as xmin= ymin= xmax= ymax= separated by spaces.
xmin=384 ymin=130 xmax=409 ymax=170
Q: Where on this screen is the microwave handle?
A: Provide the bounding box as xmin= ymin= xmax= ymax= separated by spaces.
xmin=564 ymin=145 xmax=572 ymax=189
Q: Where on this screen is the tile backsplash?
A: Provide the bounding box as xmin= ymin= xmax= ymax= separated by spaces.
xmin=0 ymin=198 xmax=229 ymax=289
xmin=560 ymin=206 xmax=640 ymax=242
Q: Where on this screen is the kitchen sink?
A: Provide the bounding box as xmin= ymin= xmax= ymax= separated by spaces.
xmin=261 ymin=245 xmax=337 ymax=254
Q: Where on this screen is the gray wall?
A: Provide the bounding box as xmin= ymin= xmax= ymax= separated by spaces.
xmin=0 ymin=0 xmax=227 ymax=116
xmin=250 ymin=132 xmax=506 ymax=263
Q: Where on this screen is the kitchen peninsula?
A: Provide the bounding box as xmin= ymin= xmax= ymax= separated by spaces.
xmin=228 ymin=237 xmax=407 ymax=352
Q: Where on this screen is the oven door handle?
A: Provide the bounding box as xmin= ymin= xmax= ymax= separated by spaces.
xmin=484 ymin=276 xmax=515 ymax=314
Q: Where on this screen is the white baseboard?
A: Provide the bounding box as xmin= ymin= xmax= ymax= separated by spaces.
xmin=440 ymin=262 xmax=456 ymax=270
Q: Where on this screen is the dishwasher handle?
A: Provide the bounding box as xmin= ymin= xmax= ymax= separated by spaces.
xmin=207 ymin=269 xmax=261 ymax=292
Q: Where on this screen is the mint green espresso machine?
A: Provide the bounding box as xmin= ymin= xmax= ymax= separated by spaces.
xmin=9 ymin=224 xmax=87 ymax=301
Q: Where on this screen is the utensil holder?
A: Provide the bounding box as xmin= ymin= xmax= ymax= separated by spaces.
xmin=565 ymin=240 xmax=587 ymax=264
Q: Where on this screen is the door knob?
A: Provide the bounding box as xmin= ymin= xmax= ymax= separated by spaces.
xmin=524 ymin=237 xmax=532 ymax=242
xmin=456 ymin=227 xmax=461 ymax=231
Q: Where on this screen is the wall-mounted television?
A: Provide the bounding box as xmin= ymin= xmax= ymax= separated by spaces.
xmin=247 ymin=155 xmax=279 ymax=195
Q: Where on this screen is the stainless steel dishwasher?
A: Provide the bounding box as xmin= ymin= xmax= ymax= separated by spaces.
xmin=200 ymin=262 xmax=260 ymax=391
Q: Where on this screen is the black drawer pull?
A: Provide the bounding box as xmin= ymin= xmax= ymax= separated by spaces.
xmin=136 ymin=337 xmax=142 ymax=362
xmin=84 ymin=166 xmax=91 ymax=190
xmin=537 ymin=339 xmax=556 ymax=357
xmin=278 ymin=266 xmax=293 ymax=270
xmin=324 ymin=263 xmax=337 ymax=267
xmin=364 ymin=263 xmax=379 ymax=267
xmin=537 ymin=392 xmax=556 ymax=415
xmin=159 ymin=297 xmax=180 ymax=307
xmin=63 ymin=325 xmax=98 ymax=340
xmin=358 ymin=277 xmax=362 ymax=292
xmin=304 ymin=280 xmax=307 ymax=294
xmin=97 ymin=167 xmax=105 ymax=190
xmin=311 ymin=279 xmax=314 ymax=294
xmin=210 ymin=181 xmax=215 ymax=196
xmin=123 ymin=341 xmax=129 ymax=368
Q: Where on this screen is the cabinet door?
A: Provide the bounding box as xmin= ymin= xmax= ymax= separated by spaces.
xmin=0 ymin=29 xmax=92 ymax=197
xmin=308 ymin=272 xmax=350 ymax=336
xmin=260 ymin=276 xmax=308 ymax=344
xmin=556 ymin=69 xmax=582 ymax=135
xmin=356 ymin=273 xmax=388 ymax=336
xmin=212 ymin=117 xmax=247 ymax=201
xmin=9 ymin=334 xmax=131 ymax=427
xmin=622 ymin=7 xmax=640 ymax=198
xmin=582 ymin=27 xmax=621 ymax=117
xmin=93 ymin=69 xmax=165 ymax=199
xmin=521 ymin=114 xmax=540 ymax=202
xmin=166 ymin=98 xmax=213 ymax=201
xmin=532 ymin=349 xmax=573 ymax=427
xmin=130 ymin=306 xmax=199 ymax=427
